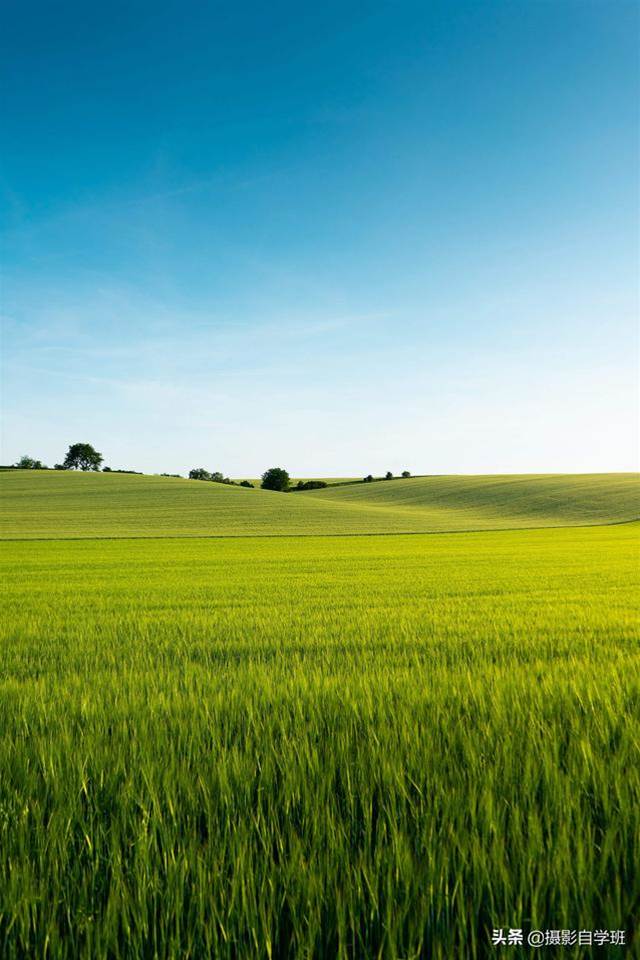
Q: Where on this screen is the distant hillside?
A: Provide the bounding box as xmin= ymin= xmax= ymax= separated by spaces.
xmin=1 ymin=470 xmax=637 ymax=540
xmin=300 ymin=473 xmax=640 ymax=528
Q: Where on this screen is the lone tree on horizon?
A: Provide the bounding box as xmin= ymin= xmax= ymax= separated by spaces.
xmin=63 ymin=443 xmax=103 ymax=471
xmin=261 ymin=467 xmax=290 ymax=492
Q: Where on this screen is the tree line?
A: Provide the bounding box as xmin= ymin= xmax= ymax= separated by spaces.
xmin=11 ymin=445 xmax=412 ymax=491
xmin=188 ymin=467 xmax=412 ymax=491
xmin=186 ymin=467 xmax=326 ymax=490
xmin=188 ymin=468 xmax=254 ymax=488
xmin=14 ymin=443 xmax=104 ymax=472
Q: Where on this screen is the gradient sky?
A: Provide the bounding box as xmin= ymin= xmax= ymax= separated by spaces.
xmin=2 ymin=0 xmax=638 ymax=476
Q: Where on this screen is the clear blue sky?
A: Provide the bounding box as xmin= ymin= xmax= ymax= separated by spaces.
xmin=2 ymin=0 xmax=638 ymax=475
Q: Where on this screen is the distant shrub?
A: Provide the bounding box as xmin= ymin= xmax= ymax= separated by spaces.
xmin=385 ymin=471 xmax=393 ymax=480
xmin=15 ymin=455 xmax=46 ymax=470
xmin=363 ymin=474 xmax=374 ymax=483
xmin=294 ymin=480 xmax=328 ymax=491
xmin=54 ymin=464 xmax=66 ymax=470
xmin=102 ymin=468 xmax=142 ymax=474
xmin=240 ymin=480 xmax=254 ymax=488
xmin=402 ymin=471 xmax=411 ymax=478
xmin=159 ymin=473 xmax=182 ymax=478
xmin=261 ymin=467 xmax=290 ymax=492
xmin=189 ymin=468 xmax=240 ymax=485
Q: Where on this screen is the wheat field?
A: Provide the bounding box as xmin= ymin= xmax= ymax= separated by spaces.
xmin=1 ymin=468 xmax=639 ymax=958
xmin=1 ymin=470 xmax=637 ymax=539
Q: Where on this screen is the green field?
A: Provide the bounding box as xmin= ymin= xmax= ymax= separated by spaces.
xmin=1 ymin=470 xmax=638 ymax=539
xmin=1 ymin=472 xmax=639 ymax=958
xmin=303 ymin=472 xmax=640 ymax=525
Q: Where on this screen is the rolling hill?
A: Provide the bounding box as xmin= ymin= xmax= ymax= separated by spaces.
xmin=1 ymin=470 xmax=637 ymax=539
xmin=299 ymin=473 xmax=640 ymax=529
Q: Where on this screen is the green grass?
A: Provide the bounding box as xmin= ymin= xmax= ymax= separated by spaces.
xmin=1 ymin=522 xmax=639 ymax=958
xmin=1 ymin=470 xmax=638 ymax=539
xmin=302 ymin=472 xmax=640 ymax=526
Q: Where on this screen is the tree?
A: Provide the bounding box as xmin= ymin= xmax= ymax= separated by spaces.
xmin=15 ymin=455 xmax=45 ymax=469
xmin=261 ymin=467 xmax=290 ymax=492
xmin=363 ymin=474 xmax=374 ymax=483
xmin=385 ymin=471 xmax=393 ymax=480
xmin=294 ymin=480 xmax=328 ymax=491
xmin=63 ymin=443 xmax=103 ymax=471
xmin=401 ymin=470 xmax=411 ymax=478
xmin=240 ymin=480 xmax=254 ymax=488
xmin=189 ymin=468 xmax=211 ymax=481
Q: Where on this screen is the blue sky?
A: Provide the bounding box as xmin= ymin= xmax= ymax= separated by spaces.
xmin=2 ymin=0 xmax=638 ymax=475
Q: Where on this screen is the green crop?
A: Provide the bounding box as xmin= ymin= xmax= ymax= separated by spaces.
xmin=302 ymin=472 xmax=640 ymax=526
xmin=1 ymin=521 xmax=638 ymax=959
xmin=1 ymin=470 xmax=638 ymax=539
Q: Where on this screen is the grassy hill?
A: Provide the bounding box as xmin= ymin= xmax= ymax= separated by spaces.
xmin=1 ymin=470 xmax=637 ymax=539
xmin=300 ymin=472 xmax=640 ymax=528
